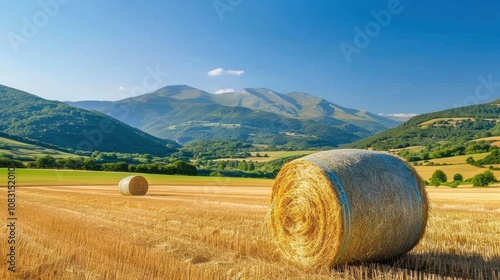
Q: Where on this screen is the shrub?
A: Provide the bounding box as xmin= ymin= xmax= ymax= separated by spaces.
xmin=453 ymin=173 xmax=463 ymax=182
xmin=472 ymin=174 xmax=489 ymax=187
xmin=430 ymin=170 xmax=447 ymax=186
xmin=483 ymin=170 xmax=496 ymax=183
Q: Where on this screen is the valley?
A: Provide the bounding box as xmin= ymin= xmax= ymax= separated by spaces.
xmin=1 ymin=84 xmax=499 ymax=280
xmin=1 ymin=84 xmax=500 ymax=185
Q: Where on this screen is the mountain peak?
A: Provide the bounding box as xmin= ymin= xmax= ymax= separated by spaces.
xmin=157 ymin=84 xmax=196 ymax=91
xmin=147 ymin=85 xmax=212 ymax=101
xmin=236 ymin=88 xmax=301 ymax=116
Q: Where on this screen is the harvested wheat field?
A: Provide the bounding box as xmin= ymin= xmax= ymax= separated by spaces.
xmin=0 ymin=181 xmax=499 ymax=279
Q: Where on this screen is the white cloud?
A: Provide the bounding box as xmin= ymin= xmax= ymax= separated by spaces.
xmin=208 ymin=68 xmax=225 ymax=77
xmin=214 ymin=88 xmax=235 ymax=94
xmin=226 ymin=70 xmax=244 ymax=76
xmin=207 ymin=68 xmax=245 ymax=77
xmin=118 ymin=86 xmax=127 ymax=91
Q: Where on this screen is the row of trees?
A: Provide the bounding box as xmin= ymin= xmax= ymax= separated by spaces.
xmin=196 ymin=155 xmax=304 ymax=178
xmin=24 ymin=156 xmax=197 ymax=176
xmin=430 ymin=169 xmax=497 ymax=187
xmin=179 ymin=139 xmax=253 ymax=160
xmin=0 ymin=157 xmax=25 ymax=168
xmin=399 ymin=142 xmax=497 ymax=162
xmin=178 ymin=139 xmax=310 ymax=161
xmin=466 ymin=148 xmax=500 ymax=167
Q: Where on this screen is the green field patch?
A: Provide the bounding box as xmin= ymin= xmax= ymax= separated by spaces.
xmin=275 ymin=151 xmax=318 ymax=158
xmin=231 ymin=150 xmax=319 ymax=163
xmin=213 ymin=150 xmax=317 ymax=163
xmin=0 ymin=168 xmax=272 ymax=187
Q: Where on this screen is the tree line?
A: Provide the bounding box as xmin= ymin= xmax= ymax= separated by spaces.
xmin=430 ymin=169 xmax=497 ymax=187
xmin=0 ymin=156 xmax=197 ymax=176
xmin=399 ymin=142 xmax=497 ymax=162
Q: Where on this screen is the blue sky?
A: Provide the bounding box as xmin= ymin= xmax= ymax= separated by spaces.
xmin=1 ymin=0 xmax=499 ymax=115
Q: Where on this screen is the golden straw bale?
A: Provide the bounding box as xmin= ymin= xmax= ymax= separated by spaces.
xmin=269 ymin=149 xmax=428 ymax=268
xmin=118 ymin=175 xmax=149 ymax=196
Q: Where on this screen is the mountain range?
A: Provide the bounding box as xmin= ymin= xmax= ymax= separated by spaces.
xmin=211 ymin=88 xmax=399 ymax=132
xmin=2 ymin=83 xmax=499 ymax=159
xmin=67 ymin=85 xmax=400 ymax=147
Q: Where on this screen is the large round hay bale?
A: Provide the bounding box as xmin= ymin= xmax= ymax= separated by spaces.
xmin=118 ymin=175 xmax=148 ymax=196
xmin=269 ymin=149 xmax=428 ymax=268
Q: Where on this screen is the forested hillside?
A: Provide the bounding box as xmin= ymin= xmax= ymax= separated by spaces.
xmin=0 ymin=85 xmax=179 ymax=156
xmin=351 ymin=102 xmax=500 ymax=150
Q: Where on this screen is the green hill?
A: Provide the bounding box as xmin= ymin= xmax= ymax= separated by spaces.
xmin=350 ymin=102 xmax=500 ymax=150
xmin=0 ymin=132 xmax=76 ymax=161
xmin=0 ymin=85 xmax=179 ymax=156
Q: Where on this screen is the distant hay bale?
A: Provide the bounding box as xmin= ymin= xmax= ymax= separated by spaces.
xmin=118 ymin=175 xmax=148 ymax=196
xmin=269 ymin=149 xmax=428 ymax=268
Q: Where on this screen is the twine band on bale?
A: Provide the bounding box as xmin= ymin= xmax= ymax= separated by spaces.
xmin=118 ymin=175 xmax=149 ymax=196
xmin=269 ymin=149 xmax=428 ymax=268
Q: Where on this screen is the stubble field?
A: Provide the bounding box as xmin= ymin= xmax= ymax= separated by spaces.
xmin=0 ymin=172 xmax=499 ymax=279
